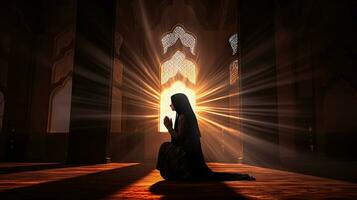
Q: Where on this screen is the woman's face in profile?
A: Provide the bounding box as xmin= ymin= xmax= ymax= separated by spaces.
xmin=170 ymin=103 xmax=175 ymax=111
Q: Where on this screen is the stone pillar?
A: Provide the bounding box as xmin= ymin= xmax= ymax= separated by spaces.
xmin=67 ymin=0 xmax=116 ymax=164
xmin=239 ymin=0 xmax=280 ymax=167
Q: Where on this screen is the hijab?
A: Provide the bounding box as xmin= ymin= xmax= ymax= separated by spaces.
xmin=171 ymin=93 xmax=201 ymax=139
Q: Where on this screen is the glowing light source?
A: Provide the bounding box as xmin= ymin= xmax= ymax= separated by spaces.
xmin=159 ymin=81 xmax=196 ymax=132
xmin=161 ymin=51 xmax=196 ymax=84
xmin=161 ymin=26 xmax=196 ymax=55
xmin=159 ymin=26 xmax=197 ymax=132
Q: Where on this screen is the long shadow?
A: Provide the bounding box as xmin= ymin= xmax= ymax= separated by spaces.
xmin=0 ymin=163 xmax=84 ymax=175
xmin=247 ymin=161 xmax=357 ymax=183
xmin=150 ymin=180 xmax=249 ymax=200
xmin=0 ymin=163 xmax=155 ymax=200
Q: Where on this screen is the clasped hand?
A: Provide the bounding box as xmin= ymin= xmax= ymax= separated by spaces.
xmin=163 ymin=116 xmax=173 ymax=131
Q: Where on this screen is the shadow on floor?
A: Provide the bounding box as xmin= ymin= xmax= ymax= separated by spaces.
xmin=150 ymin=180 xmax=249 ymax=200
xmin=246 ymin=161 xmax=357 ymax=183
xmin=0 ymin=163 xmax=82 ymax=175
xmin=0 ymin=163 xmax=155 ymax=200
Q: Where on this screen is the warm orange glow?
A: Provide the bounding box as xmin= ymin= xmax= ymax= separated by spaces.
xmin=159 ymin=50 xmax=196 ymax=132
xmin=159 ymin=81 xmax=196 ymax=132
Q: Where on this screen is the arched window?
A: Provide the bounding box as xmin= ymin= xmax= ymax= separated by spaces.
xmin=161 ymin=51 xmax=196 ymax=84
xmin=111 ymin=59 xmax=124 ymax=133
xmin=48 ymin=30 xmax=75 ymax=133
xmin=161 ymin=25 xmax=196 ymax=55
xmin=229 ymin=33 xmax=238 ymax=55
xmin=47 ymin=78 xmax=72 ymax=133
xmin=229 ymin=33 xmax=239 ymax=85
xmin=159 ymin=25 xmax=197 ymax=132
xmin=230 ymin=60 xmax=238 ymax=85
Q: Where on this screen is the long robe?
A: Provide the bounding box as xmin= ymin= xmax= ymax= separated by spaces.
xmin=156 ymin=93 xmax=255 ymax=181
xmin=157 ymin=114 xmax=211 ymax=180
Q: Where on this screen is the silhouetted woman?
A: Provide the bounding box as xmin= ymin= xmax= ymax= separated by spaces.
xmin=157 ymin=93 xmax=255 ymax=181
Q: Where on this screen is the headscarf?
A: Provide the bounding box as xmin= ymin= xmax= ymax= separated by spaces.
xmin=170 ymin=93 xmax=201 ymax=139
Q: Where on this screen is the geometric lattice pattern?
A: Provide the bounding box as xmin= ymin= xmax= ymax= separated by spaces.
xmin=159 ymin=25 xmax=197 ymax=132
xmin=230 ymin=60 xmax=238 ymax=85
xmin=161 ymin=51 xmax=196 ymax=84
xmin=229 ymin=33 xmax=238 ymax=55
xmin=161 ymin=26 xmax=196 ymax=55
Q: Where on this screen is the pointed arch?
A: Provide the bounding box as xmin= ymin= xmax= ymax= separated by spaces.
xmin=161 ymin=25 xmax=196 ymax=55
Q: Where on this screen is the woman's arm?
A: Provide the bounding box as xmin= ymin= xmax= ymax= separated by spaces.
xmin=168 ymin=115 xmax=185 ymax=140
